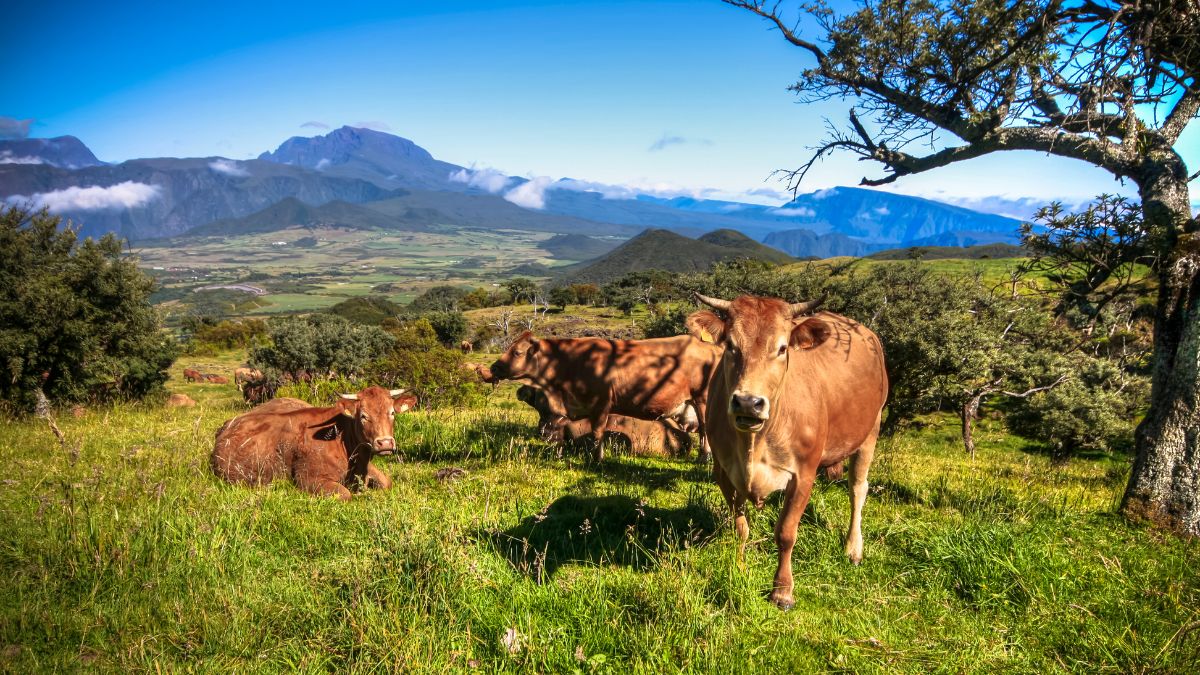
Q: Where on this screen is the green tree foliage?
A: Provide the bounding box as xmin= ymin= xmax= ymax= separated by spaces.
xmin=249 ymin=314 xmax=394 ymax=379
xmin=184 ymin=318 xmax=268 ymax=354
xmin=410 ymin=285 xmax=471 ymax=313
xmin=548 ymin=286 xmax=575 ymax=310
xmin=369 ymin=318 xmax=482 ymax=407
xmin=326 ymin=295 xmax=403 ymax=325
xmin=1008 ymin=358 xmax=1149 ymax=460
xmin=425 ymin=311 xmax=469 ymax=346
xmin=0 ymin=206 xmax=176 ymax=411
xmin=503 ymin=278 xmax=538 ymax=305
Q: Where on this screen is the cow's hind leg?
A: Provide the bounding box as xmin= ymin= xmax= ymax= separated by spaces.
xmin=845 ymin=418 xmax=880 ymax=564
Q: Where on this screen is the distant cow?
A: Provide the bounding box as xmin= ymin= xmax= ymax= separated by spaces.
xmin=166 ymin=394 xmax=196 ymax=408
xmin=688 ymin=293 xmax=887 ymax=609
xmin=516 ymin=385 xmax=691 ymax=456
xmin=183 ymin=368 xmax=203 ymax=383
xmin=203 ymin=374 xmax=229 ymax=384
xmin=488 ymin=332 xmax=721 ymax=461
xmin=242 ymin=379 xmax=278 ymax=406
xmin=234 ymin=367 xmax=263 ymax=389
xmin=211 ymin=387 xmax=416 ymax=500
xmin=460 ymin=340 xmax=473 ymax=354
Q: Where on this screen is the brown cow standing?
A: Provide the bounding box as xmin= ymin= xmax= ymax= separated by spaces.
xmin=183 ymin=368 xmax=203 ymax=383
xmin=210 ymin=386 xmax=415 ymax=500
xmin=488 ymin=332 xmax=721 ymax=461
xmin=516 ymin=385 xmax=692 ymax=456
xmin=688 ymin=294 xmax=888 ymax=609
xmin=459 ymin=340 xmax=473 ymax=354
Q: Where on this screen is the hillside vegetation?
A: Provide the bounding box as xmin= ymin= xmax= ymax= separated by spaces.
xmin=0 ymin=357 xmax=1195 ymax=671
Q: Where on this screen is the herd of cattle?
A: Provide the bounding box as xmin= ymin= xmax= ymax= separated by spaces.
xmin=206 ymin=293 xmax=888 ymax=609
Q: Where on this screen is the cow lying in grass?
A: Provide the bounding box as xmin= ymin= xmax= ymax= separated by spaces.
xmin=210 ymin=386 xmax=417 ymax=500
xmin=516 ymin=385 xmax=692 ymax=457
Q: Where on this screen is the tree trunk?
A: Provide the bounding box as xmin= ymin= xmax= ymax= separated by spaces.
xmin=1121 ymin=158 xmax=1200 ymax=536
xmin=961 ymin=393 xmax=984 ymax=458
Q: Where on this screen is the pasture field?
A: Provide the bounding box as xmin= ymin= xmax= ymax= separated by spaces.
xmin=0 ymin=355 xmax=1197 ymax=672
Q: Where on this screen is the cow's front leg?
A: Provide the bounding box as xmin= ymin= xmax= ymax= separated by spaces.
xmin=713 ymin=462 xmax=749 ymax=566
xmin=588 ymin=397 xmax=613 ymax=462
xmin=770 ymin=468 xmax=816 ymax=610
xmin=366 ymin=463 xmax=392 ymax=491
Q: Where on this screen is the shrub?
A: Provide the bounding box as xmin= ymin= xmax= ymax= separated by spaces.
xmin=327 ymin=295 xmax=403 ymax=325
xmin=639 ymin=306 xmax=689 ymax=338
xmin=1007 ymin=358 xmax=1148 ymax=459
xmin=368 ymin=317 xmax=483 ymax=407
xmin=249 ymin=314 xmax=395 ymax=380
xmin=185 ymin=318 xmax=267 ymax=353
xmin=0 ymin=206 xmax=177 ymax=411
xmin=425 ymin=310 xmax=469 ymax=345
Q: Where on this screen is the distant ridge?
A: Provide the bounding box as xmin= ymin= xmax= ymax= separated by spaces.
xmin=762 ymin=228 xmax=873 ymax=258
xmin=865 ymin=242 xmax=1027 ymax=260
xmin=184 ymin=197 xmax=419 ymax=236
xmin=0 ymin=135 xmax=104 ymax=169
xmin=556 ymin=228 xmax=792 ymax=285
xmin=697 ymin=229 xmax=794 ymax=264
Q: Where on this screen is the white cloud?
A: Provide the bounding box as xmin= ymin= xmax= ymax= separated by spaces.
xmin=315 ymin=158 xmax=331 ymax=171
xmin=746 ymin=187 xmax=788 ymax=201
xmin=0 ymin=117 xmax=33 ymax=140
xmin=504 ymin=176 xmax=555 ymax=209
xmin=8 ymin=181 xmax=161 ymax=212
xmin=0 ymin=150 xmax=44 ymax=165
xmin=301 ymin=120 xmax=330 ymax=130
xmin=772 ymin=206 xmax=815 ymax=217
xmin=812 ymin=188 xmax=839 ymax=200
xmin=648 ymin=133 xmax=713 ymax=152
xmin=208 ymin=159 xmax=249 ymax=177
xmin=873 ymin=206 xmax=890 ymax=216
xmin=449 ymin=166 xmax=513 ymax=194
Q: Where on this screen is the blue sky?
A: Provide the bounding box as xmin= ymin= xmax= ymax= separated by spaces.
xmin=3 ymin=0 xmax=1194 ymax=213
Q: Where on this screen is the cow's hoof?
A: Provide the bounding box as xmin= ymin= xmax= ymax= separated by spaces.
xmin=769 ymin=594 xmax=795 ymax=611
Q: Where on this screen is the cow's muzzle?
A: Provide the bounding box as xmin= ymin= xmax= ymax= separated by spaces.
xmin=374 ymin=437 xmax=396 ymax=455
xmin=729 ymin=392 xmax=769 ymax=432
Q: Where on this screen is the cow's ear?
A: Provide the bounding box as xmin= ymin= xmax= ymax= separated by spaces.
xmin=790 ymin=317 xmax=832 ymax=350
xmin=393 ymin=394 xmax=417 ymax=413
xmin=336 ymin=398 xmax=358 ymax=417
xmin=686 ymin=311 xmax=726 ymax=344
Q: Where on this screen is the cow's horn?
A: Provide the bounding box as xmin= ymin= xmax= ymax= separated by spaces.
xmin=790 ymin=297 xmax=824 ymax=317
xmin=338 ymin=393 xmax=359 ymax=401
xmin=694 ymin=292 xmax=731 ymax=311
xmin=389 ymin=388 xmax=406 ymax=397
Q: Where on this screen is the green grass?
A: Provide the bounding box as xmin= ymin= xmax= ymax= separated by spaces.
xmin=1 ymin=357 xmax=1197 ymax=672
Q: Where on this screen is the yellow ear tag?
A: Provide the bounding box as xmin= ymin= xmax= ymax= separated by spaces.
xmin=699 ymin=328 xmax=714 ymax=344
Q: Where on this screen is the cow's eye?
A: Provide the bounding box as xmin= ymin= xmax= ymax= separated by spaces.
xmin=778 ymin=344 xmax=788 ymax=356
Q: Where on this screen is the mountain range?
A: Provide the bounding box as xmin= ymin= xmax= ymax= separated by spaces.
xmin=0 ymin=126 xmax=1028 ymax=258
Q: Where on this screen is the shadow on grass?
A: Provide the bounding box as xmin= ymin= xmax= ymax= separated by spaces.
xmin=570 ymin=455 xmax=712 ymax=493
xmin=480 ymin=493 xmax=718 ymax=582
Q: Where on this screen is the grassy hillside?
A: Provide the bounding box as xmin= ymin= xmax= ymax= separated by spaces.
xmin=866 ymin=242 xmax=1027 ymax=261
xmin=557 ymin=229 xmax=791 ymax=285
xmin=696 ymin=229 xmax=794 ymax=264
xmin=0 ymin=353 xmax=1195 ymax=671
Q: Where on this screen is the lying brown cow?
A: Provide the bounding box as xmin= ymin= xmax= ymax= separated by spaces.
xmin=203 ymin=374 xmax=229 ymax=384
xmin=183 ymin=368 xmax=203 ymax=383
xmin=210 ymin=386 xmax=415 ymax=500
xmin=488 ymin=332 xmax=721 ymax=461
xmin=516 ymin=385 xmax=692 ymax=456
xmin=688 ymin=293 xmax=888 ymax=609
